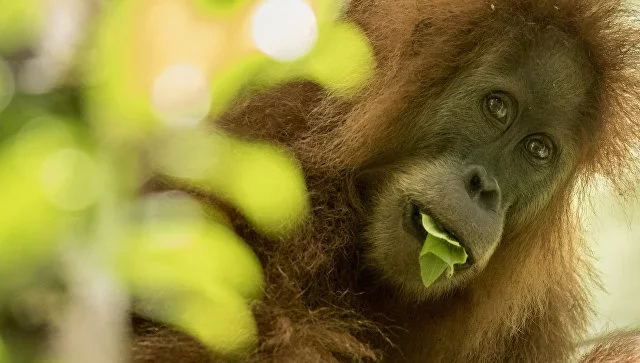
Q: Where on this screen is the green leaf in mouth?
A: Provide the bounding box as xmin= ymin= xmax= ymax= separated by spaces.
xmin=419 ymin=213 xmax=468 ymax=288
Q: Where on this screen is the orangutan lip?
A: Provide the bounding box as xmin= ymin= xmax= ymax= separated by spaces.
xmin=403 ymin=202 xmax=428 ymax=243
xmin=403 ymin=202 xmax=475 ymax=267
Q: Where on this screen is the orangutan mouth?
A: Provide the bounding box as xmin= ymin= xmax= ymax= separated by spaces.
xmin=403 ymin=202 xmax=475 ymax=268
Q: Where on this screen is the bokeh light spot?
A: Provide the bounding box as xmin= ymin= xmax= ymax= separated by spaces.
xmin=151 ymin=64 xmax=212 ymax=127
xmin=40 ymin=148 xmax=101 ymax=211
xmin=251 ymin=0 xmax=318 ymax=61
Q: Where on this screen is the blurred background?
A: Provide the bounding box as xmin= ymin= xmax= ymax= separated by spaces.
xmin=586 ymin=183 xmax=640 ymax=334
xmin=585 ymin=0 xmax=640 ymax=337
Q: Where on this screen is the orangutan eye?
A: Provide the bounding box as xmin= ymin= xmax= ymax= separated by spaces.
xmin=487 ymin=96 xmax=507 ymax=120
xmin=484 ymin=92 xmax=516 ymax=125
xmin=523 ymin=134 xmax=555 ymax=164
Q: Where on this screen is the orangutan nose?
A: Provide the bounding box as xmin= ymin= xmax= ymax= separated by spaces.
xmin=464 ymin=165 xmax=501 ymax=213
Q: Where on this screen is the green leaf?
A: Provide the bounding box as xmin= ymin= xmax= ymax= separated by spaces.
xmin=118 ymin=220 xmax=264 ymax=301
xmin=304 ymin=22 xmax=375 ymax=96
xmin=0 ymin=117 xmax=93 ymax=279
xmin=136 ymin=287 xmax=258 ymax=357
xmin=0 ymin=337 xmax=7 ymax=363
xmin=224 ymin=139 xmax=309 ymax=236
xmin=154 ymin=129 xmax=309 ymax=236
xmin=0 ymin=0 xmax=42 ymax=53
xmin=0 ymin=59 xmax=13 ymax=114
xmin=419 ymin=214 xmax=468 ymax=288
xmin=192 ymin=0 xmax=253 ymax=16
xmin=118 ymin=218 xmax=263 ymax=355
xmin=251 ymin=21 xmax=375 ymax=96
xmin=84 ymin=0 xmax=155 ymax=140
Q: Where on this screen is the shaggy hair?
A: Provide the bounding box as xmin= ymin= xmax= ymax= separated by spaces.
xmin=133 ymin=0 xmax=640 ymax=362
xmin=581 ymin=331 xmax=640 ymax=363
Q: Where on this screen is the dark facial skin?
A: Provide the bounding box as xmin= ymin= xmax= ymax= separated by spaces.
xmin=361 ymin=28 xmax=595 ymax=302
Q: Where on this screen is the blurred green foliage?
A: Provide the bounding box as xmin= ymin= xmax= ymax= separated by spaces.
xmin=0 ymin=339 xmax=7 ymax=363
xmin=0 ymin=0 xmax=41 ymax=54
xmin=155 ymin=128 xmax=309 ymax=236
xmin=0 ymin=59 xmax=13 ymax=113
xmin=86 ymin=0 xmax=374 ymax=139
xmin=0 ymin=0 xmax=374 ymax=360
xmin=119 ymin=219 xmax=263 ymax=356
xmin=193 ymin=0 xmax=254 ymax=15
xmin=0 ymin=117 xmax=90 ymax=281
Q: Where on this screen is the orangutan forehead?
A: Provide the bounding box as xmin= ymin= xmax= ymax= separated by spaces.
xmin=461 ymin=26 xmax=597 ymax=137
xmin=513 ymin=29 xmax=595 ymax=137
xmin=512 ymin=29 xmax=595 ymax=107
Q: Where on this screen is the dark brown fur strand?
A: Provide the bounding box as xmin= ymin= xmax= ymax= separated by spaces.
xmin=132 ymin=0 xmax=640 ymax=362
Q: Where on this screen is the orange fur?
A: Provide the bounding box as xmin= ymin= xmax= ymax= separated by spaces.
xmin=581 ymin=331 xmax=640 ymax=363
xmin=132 ymin=1 xmax=640 ymax=361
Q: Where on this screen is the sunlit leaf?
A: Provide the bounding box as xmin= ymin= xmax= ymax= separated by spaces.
xmin=154 ymin=128 xmax=309 ymax=236
xmin=246 ymin=23 xmax=374 ymax=96
xmin=85 ymin=0 xmax=154 ymax=139
xmin=224 ymin=139 xmax=309 ymax=235
xmin=136 ymin=287 xmax=257 ymax=356
xmin=208 ymin=54 xmax=268 ymax=117
xmin=313 ymin=0 xmax=348 ymax=21
xmin=118 ymin=220 xmax=263 ymax=301
xmin=0 ymin=117 xmax=95 ymax=277
xmin=118 ymin=217 xmax=263 ymax=355
xmin=305 ymin=21 xmax=375 ymax=95
xmin=40 ymin=148 xmax=102 ymax=211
